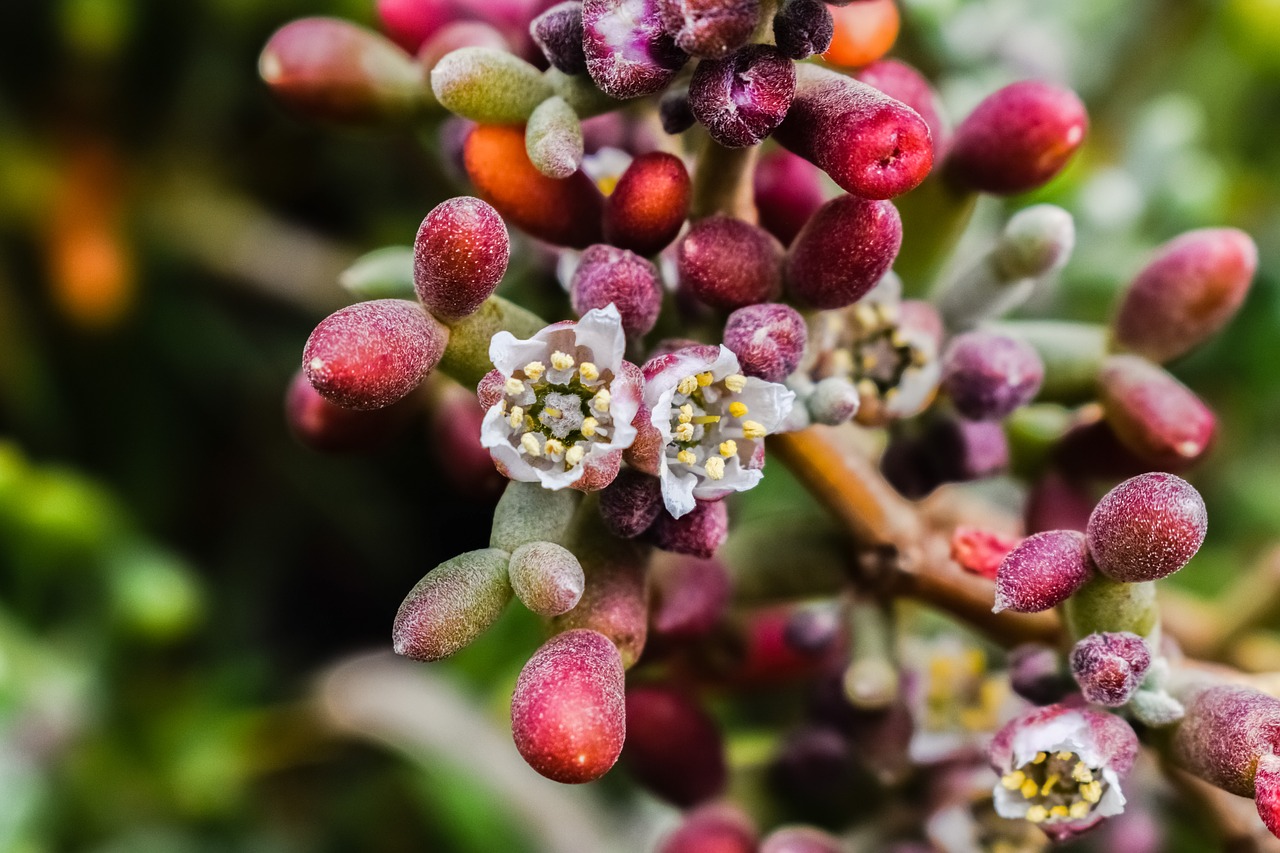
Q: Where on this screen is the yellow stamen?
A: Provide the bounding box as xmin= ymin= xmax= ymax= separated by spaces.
xmin=719 ymin=440 xmax=737 ymax=457
xmin=691 ymin=415 xmax=721 ymax=425
xmin=521 ymin=433 xmax=542 ymax=457
xmin=1001 ymin=771 xmax=1026 ymax=790
xmin=1069 ymin=801 xmax=1091 ymax=819
xmin=1072 ymin=764 xmax=1093 ymax=784
xmin=724 ymin=374 xmax=747 ymax=393
xmin=597 ymin=175 xmax=619 ymax=196
xmin=854 ymin=304 xmax=878 ymax=328
xmin=676 ymin=449 xmax=696 ymax=465
xmin=578 ymin=362 xmax=599 ymax=382
xmin=728 ymin=401 xmax=749 ymax=418
xmin=1040 ymin=774 xmax=1060 ymax=796
xmin=704 ymin=456 xmax=725 ymax=480
xmin=544 ymin=439 xmax=564 ymax=456
xmin=1055 ymin=752 xmax=1074 ymax=761
xmin=505 ymin=377 xmax=525 ymax=395
xmin=856 ymin=378 xmax=879 ymax=400
xmin=1019 ymin=779 xmax=1039 ymax=800
xmin=592 ymin=389 xmax=611 ymax=412
xmin=696 ymin=372 xmax=713 ymax=387
xmin=677 ymin=376 xmax=698 ymax=396
xmin=550 ymin=351 xmax=575 ymax=371
xmin=581 ymin=417 xmax=598 ymax=438
xmin=1032 ymin=752 xmax=1048 ymax=765
xmin=1049 ymin=805 xmax=1070 ymax=819
xmin=543 ymin=406 xmax=562 ymax=419
xmin=1025 ymin=805 xmax=1049 ymax=824
xmin=678 ymin=404 xmax=693 ymax=424
xmin=1081 ymin=781 xmax=1102 ymax=803
xmin=674 ymin=423 xmax=694 ymax=442
xmin=564 ymin=445 xmax=585 ymax=466
xmin=742 ymin=420 xmax=766 ymax=440
xmin=508 ymin=406 xmax=524 ymax=428
xmin=860 ymin=353 xmax=879 ymax=371
xmin=523 ymin=361 xmax=545 ymax=381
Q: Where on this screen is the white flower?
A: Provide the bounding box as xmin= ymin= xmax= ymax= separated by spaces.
xmin=480 ymin=306 xmax=640 ymax=490
xmin=642 ymin=344 xmax=795 ymax=518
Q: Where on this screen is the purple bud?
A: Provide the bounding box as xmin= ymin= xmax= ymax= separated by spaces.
xmin=603 ymin=151 xmax=691 ymax=256
xmin=760 ymin=826 xmax=843 ymax=853
xmin=689 ymin=45 xmax=796 ymax=148
xmin=753 ymin=147 xmax=827 ymax=247
xmin=1098 ymin=355 xmax=1215 ymax=468
xmin=994 ymin=530 xmax=1094 ymax=614
xmin=570 ymin=244 xmax=664 ymax=337
xmin=599 ymin=469 xmax=664 ymax=539
xmin=1070 ymin=632 xmax=1151 ymax=707
xmin=783 ymin=602 xmax=842 ymax=657
xmin=678 ymin=216 xmax=785 ymax=310
xmin=659 ymin=88 xmax=696 ymax=134
xmin=769 ymin=726 xmax=856 ymax=806
xmin=1086 ymin=472 xmax=1207 ymax=583
xmin=511 ymin=629 xmax=626 ymax=783
xmin=651 ymin=499 xmax=728 ymax=558
xmin=929 ymin=416 xmax=1009 ymax=483
xmin=1171 ymin=685 xmax=1280 ymax=798
xmin=414 ymin=196 xmax=509 ymax=321
xmin=392 ymin=549 xmax=512 ymax=660
xmin=658 ymin=804 xmax=757 ymax=853
xmin=856 ymin=58 xmax=951 ymax=158
xmin=774 ymin=64 xmax=933 ymax=200
xmin=623 ymin=684 xmax=727 ymax=806
xmin=943 ymin=80 xmax=1087 ymax=195
xmin=785 ymin=195 xmax=902 ymax=309
xmin=303 ymin=299 xmax=448 ymax=410
xmin=651 ymin=553 xmax=731 ymax=639
xmin=773 ymin=0 xmax=833 ymax=60
xmin=658 ymin=0 xmax=758 ymax=59
xmin=722 ymin=303 xmax=807 ymax=382
xmin=530 ymin=1 xmax=587 ymax=74
xmin=582 ymin=0 xmax=686 ymax=99
xmin=941 ymin=331 xmax=1044 ymax=420
xmin=551 ymin=539 xmax=650 ymax=668
xmin=509 ymin=541 xmax=585 ymax=616
xmin=1113 ymin=228 xmax=1258 ymax=364
xmin=1008 ymin=643 xmax=1072 ymax=706
xmin=285 ymin=369 xmax=411 ymax=453
xmin=1025 ymin=471 xmax=1094 ymax=534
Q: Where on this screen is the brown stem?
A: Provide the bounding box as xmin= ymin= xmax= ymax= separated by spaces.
xmin=690 ymin=136 xmax=759 ymax=222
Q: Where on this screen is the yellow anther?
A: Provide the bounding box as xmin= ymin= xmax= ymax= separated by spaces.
xmin=1040 ymin=774 xmax=1060 ymax=796
xmin=889 ymin=331 xmax=908 ymax=349
xmin=854 ymin=304 xmax=878 ymax=328
xmin=543 ymin=406 xmax=562 ymax=419
xmin=505 ymin=377 xmax=525 ymax=395
xmin=1025 ymin=805 xmax=1049 ymax=824
xmin=1055 ymin=752 xmax=1074 ymax=761
xmin=1069 ymin=801 xmax=1091 ymax=819
xmin=597 ymin=175 xmax=619 ymax=197
xmin=578 ymin=362 xmax=599 ymax=382
xmin=704 ymin=456 xmax=725 ymax=480
xmin=719 ymin=440 xmax=737 ymax=457
xmin=1072 ymin=764 xmax=1094 ymax=784
xmin=674 ymin=423 xmax=694 ymax=442
xmin=544 ymin=439 xmax=565 ymax=456
xmin=677 ymin=375 xmax=699 ymax=396
xmin=696 ymin=371 xmax=713 ymax=387
xmin=1001 ymin=771 xmax=1026 ymax=791
xmin=1080 ymin=781 xmax=1102 ymax=804
xmin=676 ymin=449 xmax=696 ymax=465
xmin=728 ymin=401 xmax=749 ymax=418
xmin=523 ymin=361 xmax=545 ymax=381
xmin=1019 ymin=779 xmax=1039 ymax=800
xmin=678 ymin=404 xmax=693 ymax=424
xmin=723 ymin=374 xmax=747 ymax=393
xmin=581 ymin=417 xmax=599 ymax=438
xmin=1032 ymin=752 xmax=1048 ymax=765
xmin=592 ymin=388 xmax=611 ymax=412
xmin=508 ymin=406 xmax=524 ymax=428
xmin=564 ymin=444 xmax=585 ymax=466
xmin=742 ymin=420 xmax=766 ymax=440
xmin=550 ymin=351 xmax=575 ymax=371
xmin=860 ymin=353 xmax=880 ymax=371
xmin=521 ymin=433 xmax=542 ymax=457
xmin=1049 ymin=805 xmax=1070 ymax=819
xmin=692 ymin=415 xmax=721 ymax=425
xmin=856 ymin=378 xmax=879 ymax=400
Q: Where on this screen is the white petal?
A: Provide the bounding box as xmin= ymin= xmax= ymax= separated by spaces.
xmin=691 ymin=456 xmax=761 ymax=501
xmin=659 ymin=459 xmax=699 ymax=518
xmin=489 ymin=331 xmax=551 ymax=377
xmin=1095 ymin=768 xmax=1127 ymax=818
xmin=534 ymin=461 xmax=587 ymax=490
xmin=572 ymin=305 xmax=627 ymax=370
xmin=737 ymin=378 xmax=796 ymax=431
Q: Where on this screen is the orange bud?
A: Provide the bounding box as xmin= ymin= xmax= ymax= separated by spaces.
xmin=822 ymin=0 xmax=899 ymax=69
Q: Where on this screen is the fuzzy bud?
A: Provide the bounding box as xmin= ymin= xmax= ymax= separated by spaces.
xmin=570 ymin=244 xmax=664 ymax=337
xmin=599 ymin=469 xmax=664 ymax=539
xmin=623 ymin=684 xmax=727 ymax=806
xmin=1098 ymin=355 xmax=1215 ymax=468
xmin=582 ymin=0 xmax=687 ymax=100
xmin=651 ymin=553 xmax=731 ymax=639
xmin=303 ymin=299 xmax=447 ymax=410
xmin=652 ymin=499 xmax=729 ymax=558
xmin=659 ymin=88 xmax=696 ymax=134
xmin=490 ymin=479 xmax=583 ymax=551
xmin=417 ymin=22 xmax=511 ymax=72
xmin=392 ymin=548 xmax=512 ymax=660
xmin=752 ymin=148 xmax=827 ymax=247
xmin=1086 ymin=472 xmax=1206 ymax=583
xmin=941 ymin=331 xmax=1044 ymax=420
xmin=658 ymin=0 xmax=759 ymax=59
xmin=689 ymin=45 xmax=796 ymax=149
xmin=531 ymin=1 xmax=587 ymax=74
xmin=658 ymin=804 xmax=757 ymax=853
xmin=773 ymin=0 xmax=834 ymax=59
xmin=551 ymin=539 xmax=650 ymax=667
xmin=994 ymin=530 xmax=1094 ymax=614
xmin=807 ymin=377 xmax=861 ymax=425
xmin=509 ymin=541 xmax=585 ymax=616
xmin=603 ymin=152 xmax=691 ymax=256
xmin=431 ymin=47 xmax=553 ymax=123
xmin=414 ymin=196 xmax=509 ymax=321
xmin=856 ymin=58 xmax=950 ymax=157
xmin=1070 ymin=632 xmax=1151 ymax=707
xmin=525 ymin=96 xmax=585 ymax=179
xmin=720 ymin=303 xmax=807 ymax=384
xmin=285 ymin=369 xmax=411 ymax=453
xmin=679 ymin=217 xmax=785 ymax=310
xmin=785 ymin=195 xmax=902 ymax=309
xmin=511 ymin=629 xmax=626 ymax=783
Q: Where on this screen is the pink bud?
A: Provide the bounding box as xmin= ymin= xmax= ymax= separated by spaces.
xmin=941 ymin=331 xmax=1044 ymax=421
xmin=943 ymin=80 xmax=1087 ymax=195
xmin=303 ymin=299 xmax=448 ymax=410
xmin=722 ymin=303 xmax=807 ymax=382
xmin=511 ymin=629 xmax=626 ymax=783
xmin=1070 ymin=632 xmax=1150 ymax=707
xmin=678 ymin=216 xmax=785 ymax=310
xmin=950 ymin=526 xmax=1017 ymax=580
xmin=285 ymin=369 xmax=412 ymax=453
xmin=753 ymin=148 xmax=827 ymax=247
xmin=651 ymin=553 xmax=731 ymax=639
xmin=774 ymin=64 xmax=933 ymax=200
xmin=785 ymin=195 xmax=902 ymax=309
xmin=582 ymin=0 xmax=687 ymax=99
xmin=427 ymin=382 xmax=506 ymax=499
xmin=994 ymin=530 xmax=1094 ymax=614
xmin=417 ymin=21 xmax=511 ymax=71
xmin=530 ymin=1 xmax=587 ymax=74
xmin=689 ymin=45 xmax=796 ymax=149
xmin=570 ymin=245 xmax=664 ymax=337
xmin=772 ymin=0 xmax=834 ymax=60
xmin=1024 ymin=471 xmax=1094 ymax=534
xmin=1098 ymin=355 xmax=1215 ymax=469
xmin=658 ymin=803 xmax=757 ymax=853
xmin=760 ymin=826 xmax=844 ymax=853
xmin=856 ymin=58 xmax=951 ymax=158
xmin=551 ymin=540 xmax=650 ymax=667
xmin=658 ymin=0 xmax=758 ymax=59
xmin=623 ymin=684 xmax=726 ymax=806
xmin=1008 ymin=643 xmax=1072 ymax=706
xmin=652 ymin=499 xmax=729 ymax=558
xmin=509 ymin=541 xmax=585 ymax=616
xmin=1113 ymin=228 xmax=1257 ymax=363
xmin=1086 ymin=472 xmax=1206 ymax=583
xmin=1172 ymin=685 xmax=1280 ymax=798
xmin=603 ymin=152 xmax=691 ymax=256
xmin=414 ymin=196 xmax=509 ymax=321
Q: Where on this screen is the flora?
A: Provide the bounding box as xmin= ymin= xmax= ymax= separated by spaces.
xmin=263 ymin=0 xmax=1275 ymax=848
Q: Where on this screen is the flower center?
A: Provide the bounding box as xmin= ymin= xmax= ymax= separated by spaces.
xmin=1000 ymin=750 xmax=1107 ymax=824
xmin=501 ymin=353 xmax=614 ymax=471
xmin=665 ymin=371 xmax=757 ymax=481
xmin=846 ymin=302 xmax=928 ymax=404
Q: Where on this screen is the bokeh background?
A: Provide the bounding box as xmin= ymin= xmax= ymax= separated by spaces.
xmin=1 ymin=0 xmax=1279 ymax=850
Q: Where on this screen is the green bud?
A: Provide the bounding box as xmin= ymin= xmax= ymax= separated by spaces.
xmin=509 ymin=540 xmax=585 ymax=616
xmin=1130 ymin=688 xmax=1185 ymax=727
xmin=490 ymin=481 xmax=582 ymax=552
xmin=438 ymin=295 xmax=546 ymax=388
xmin=525 ymin=96 xmax=584 ymax=179
xmin=545 ymin=68 xmax=622 ymax=119
xmin=339 ymin=246 xmax=416 ymax=301
xmin=392 ymin=548 xmax=513 ymax=661
xmin=431 ymin=47 xmax=553 ymax=124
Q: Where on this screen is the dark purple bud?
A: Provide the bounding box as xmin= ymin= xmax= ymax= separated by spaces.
xmin=570 ymin=244 xmax=664 ymax=337
xmin=678 ymin=216 xmax=785 ymax=310
xmin=1070 ymin=632 xmax=1151 ymax=707
xmin=599 ymin=469 xmax=664 ymax=538
xmin=652 ymin=499 xmax=728 ymax=558
xmin=511 ymin=629 xmax=626 ymax=783
xmin=1098 ymin=355 xmax=1216 ymax=468
xmin=941 ymin=331 xmax=1044 ymax=421
xmin=551 ymin=539 xmax=650 ymax=667
xmin=509 ymin=541 xmax=585 ymax=616
xmin=392 ymin=549 xmax=512 ymax=660
xmin=784 ymin=602 xmax=843 ymax=657
xmin=658 ymin=804 xmax=757 ymax=853
xmin=760 ymin=826 xmax=843 ymax=853
xmin=623 ymin=684 xmax=727 ymax=806
xmin=659 ymin=88 xmax=696 ymax=134
xmin=753 ymin=147 xmax=827 ymax=247
xmin=856 ymin=58 xmax=951 ymax=157
xmin=285 ymin=369 xmax=412 ymax=453
xmin=414 ymin=196 xmax=509 ymax=321
xmin=774 ymin=64 xmax=933 ymax=200
xmin=658 ymin=0 xmax=758 ymax=59
xmin=943 ymin=80 xmax=1087 ymax=195
xmin=994 ymin=530 xmax=1094 ymax=614
xmin=531 ymin=1 xmax=587 ymax=74
xmin=1008 ymin=643 xmax=1072 ymax=706
xmin=582 ymin=0 xmax=686 ymax=99
xmin=888 ymin=417 xmax=1009 ymax=495
xmin=722 ymin=303 xmax=807 ymax=382
xmin=1086 ymin=472 xmax=1207 ymax=583
xmin=773 ymin=0 xmax=834 ymax=59
xmin=785 ymin=195 xmax=902 ymax=309
xmin=604 ymin=152 xmax=691 ymax=256
xmin=651 ymin=553 xmax=731 ymax=639
xmin=1113 ymin=228 xmax=1258 ymax=364
xmin=689 ymin=45 xmax=796 ymax=148
xmin=303 ymin=299 xmax=448 ymax=410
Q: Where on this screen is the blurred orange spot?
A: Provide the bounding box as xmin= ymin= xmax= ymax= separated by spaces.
xmin=823 ymin=0 xmax=900 ymax=69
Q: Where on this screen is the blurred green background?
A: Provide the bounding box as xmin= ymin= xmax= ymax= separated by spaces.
xmin=0 ymin=0 xmax=1279 ymax=850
